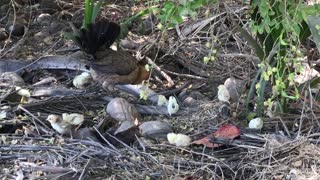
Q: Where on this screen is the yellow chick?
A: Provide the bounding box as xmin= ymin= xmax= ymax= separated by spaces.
xmin=62 ymin=113 xmax=84 ymax=125
xmin=15 ymin=86 xmax=30 ymax=103
xmin=73 ymin=72 xmax=92 ymax=89
xmin=217 ymin=85 xmax=230 ymax=102
xmin=167 ymin=133 xmax=191 ymax=147
xmin=46 ymin=115 xmax=71 ymax=135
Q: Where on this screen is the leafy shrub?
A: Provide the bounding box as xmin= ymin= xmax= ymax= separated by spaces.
xmin=242 ymin=0 xmax=320 ymax=115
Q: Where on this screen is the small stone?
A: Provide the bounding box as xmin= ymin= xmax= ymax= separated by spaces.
xmin=106 ymin=98 xmax=141 ymax=122
xmin=292 ymin=160 xmax=302 ymax=167
xmin=40 ymin=0 xmax=60 ymax=14
xmin=114 ymin=120 xmax=136 ymax=135
xmin=224 ymin=77 xmax=245 ymax=102
xmin=219 ymin=103 xmax=231 ymax=119
xmin=0 ymin=4 xmax=9 ymax=17
xmin=58 ymin=10 xmax=72 ymax=21
xmin=36 ymin=13 xmax=52 ymax=26
xmin=178 ymin=90 xmax=187 ymax=101
xmin=139 ymin=121 xmax=173 ymax=139
xmin=0 ymin=72 xmax=25 ymax=86
xmin=0 ymin=28 xmax=8 ymax=41
xmin=49 ymin=22 xmax=63 ymax=34
xmin=189 ymin=91 xmax=206 ymax=100
xmin=34 ymin=29 xmax=50 ymax=40
xmin=73 ymin=128 xmax=100 ymax=142
xmin=248 ymin=117 xmax=263 ymax=130
xmin=5 ymin=24 xmax=25 ymax=37
xmin=44 ymin=36 xmax=53 ymax=45
xmin=182 ymin=96 xmax=198 ymax=107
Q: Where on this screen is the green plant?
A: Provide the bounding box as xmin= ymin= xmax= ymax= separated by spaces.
xmin=240 ymin=0 xmax=320 ymax=115
xmin=64 ymin=0 xmax=106 ymax=44
xmin=83 ymin=0 xmax=105 ymax=29
xmin=156 ymin=0 xmax=217 ymax=29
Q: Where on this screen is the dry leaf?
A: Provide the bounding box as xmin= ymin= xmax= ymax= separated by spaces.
xmin=192 ymin=124 xmax=240 ymax=147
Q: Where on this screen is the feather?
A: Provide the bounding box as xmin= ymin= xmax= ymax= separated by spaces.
xmin=72 ymin=19 xmax=120 ymax=55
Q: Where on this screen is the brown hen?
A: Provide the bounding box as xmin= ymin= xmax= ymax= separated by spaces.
xmin=72 ymin=19 xmax=148 ymax=92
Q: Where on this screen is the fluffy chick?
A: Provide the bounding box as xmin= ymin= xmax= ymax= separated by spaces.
xmin=46 ymin=115 xmax=72 ymax=135
xmin=167 ymin=133 xmax=191 ymax=147
xmin=217 ymin=85 xmax=230 ymax=102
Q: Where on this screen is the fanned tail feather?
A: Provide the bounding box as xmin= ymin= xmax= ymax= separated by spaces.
xmin=75 ymin=19 xmax=120 ymax=55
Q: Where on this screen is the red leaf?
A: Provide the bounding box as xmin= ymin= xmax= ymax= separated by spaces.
xmin=213 ymin=124 xmax=241 ymax=139
xmin=192 ymin=137 xmax=219 ymax=148
xmin=192 ymin=124 xmax=240 ymax=147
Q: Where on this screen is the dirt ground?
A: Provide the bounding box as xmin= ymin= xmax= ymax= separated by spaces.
xmin=0 ymin=0 xmax=320 ymax=179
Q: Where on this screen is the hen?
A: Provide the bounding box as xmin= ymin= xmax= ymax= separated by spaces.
xmin=71 ymin=19 xmax=148 ymax=92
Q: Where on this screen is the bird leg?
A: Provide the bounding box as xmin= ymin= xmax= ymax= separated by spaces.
xmin=101 ymin=67 xmax=140 ymax=92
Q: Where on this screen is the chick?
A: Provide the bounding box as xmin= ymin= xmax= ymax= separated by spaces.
xmin=62 ymin=113 xmax=84 ymax=125
xmin=46 ymin=115 xmax=72 ymax=135
xmin=217 ymin=85 xmax=230 ymax=102
xmin=73 ymin=72 xmax=92 ymax=89
xmin=167 ymin=133 xmax=191 ymax=147
xmin=15 ymin=86 xmax=30 ymax=103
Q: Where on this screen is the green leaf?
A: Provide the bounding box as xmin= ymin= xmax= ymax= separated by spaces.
xmin=301 ymin=10 xmax=308 ymax=22
xmin=92 ymin=0 xmax=106 ymax=23
xmin=258 ymin=25 xmax=264 ymax=34
xmin=178 ymin=0 xmax=187 ymax=6
xmin=83 ymin=0 xmax=94 ymax=29
xmin=178 ymin=6 xmax=188 ymax=16
xmin=307 ymin=15 xmax=320 ymax=54
xmin=260 ymin=0 xmax=269 ymax=17
xmin=173 ymin=15 xmax=184 ymax=24
xmin=277 ymin=1 xmax=285 ymax=14
xmin=235 ymin=24 xmax=265 ymax=61
xmin=292 ymin=24 xmax=301 ymax=35
xmin=281 ymin=91 xmax=297 ymax=100
xmin=190 ymin=0 xmax=204 ymax=9
xmin=280 ymin=39 xmax=288 ymax=45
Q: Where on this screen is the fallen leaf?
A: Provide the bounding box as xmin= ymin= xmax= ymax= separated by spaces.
xmin=213 ymin=124 xmax=241 ymax=138
xmin=192 ymin=124 xmax=240 ymax=148
xmin=294 ymin=62 xmax=319 ymax=84
xmin=192 ymin=136 xmax=218 ymax=148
